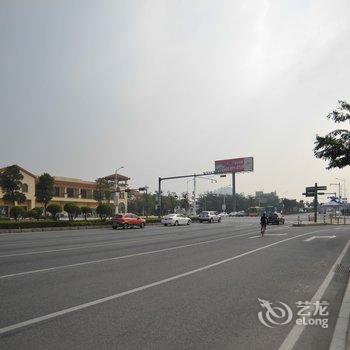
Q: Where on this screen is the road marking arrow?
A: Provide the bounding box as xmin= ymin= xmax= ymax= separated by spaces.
xmin=304 ymin=235 xmax=336 ymax=242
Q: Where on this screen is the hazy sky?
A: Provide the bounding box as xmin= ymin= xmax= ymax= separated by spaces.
xmin=1 ymin=0 xmax=350 ymax=200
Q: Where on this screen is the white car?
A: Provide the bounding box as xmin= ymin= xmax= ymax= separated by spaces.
xmin=161 ymin=213 xmax=191 ymax=226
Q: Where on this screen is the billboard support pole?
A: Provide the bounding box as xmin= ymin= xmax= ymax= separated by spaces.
xmin=232 ymin=173 xmax=236 ymax=212
xmin=193 ymin=175 xmax=197 ymax=216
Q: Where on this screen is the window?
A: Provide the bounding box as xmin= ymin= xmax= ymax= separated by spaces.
xmin=67 ymin=188 xmax=74 ymax=198
xmin=22 ymin=183 xmax=28 ymax=193
xmin=81 ymin=189 xmax=87 ymax=199
xmin=54 ymin=187 xmax=60 ymax=197
xmin=119 ymin=192 xmax=125 ymax=199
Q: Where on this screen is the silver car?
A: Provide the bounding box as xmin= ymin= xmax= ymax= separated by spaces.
xmin=199 ymin=211 xmax=221 ymax=223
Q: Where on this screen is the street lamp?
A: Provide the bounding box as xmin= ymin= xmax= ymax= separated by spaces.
xmin=114 ymin=166 xmax=124 ymax=214
xmin=336 ymin=178 xmax=346 ymax=201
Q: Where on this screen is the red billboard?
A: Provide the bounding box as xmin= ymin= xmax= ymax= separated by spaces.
xmin=215 ymin=157 xmax=254 ymax=173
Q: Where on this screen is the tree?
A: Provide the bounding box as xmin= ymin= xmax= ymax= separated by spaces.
xmin=10 ymin=206 xmax=25 ymax=220
xmin=27 ymin=207 xmax=43 ymax=220
xmin=36 ymin=173 xmax=55 ymax=216
xmin=47 ymin=204 xmax=61 ymax=221
xmin=94 ymin=178 xmax=113 ymax=203
xmin=96 ymin=203 xmax=114 ymax=220
xmin=64 ymin=203 xmax=81 ymax=221
xmin=314 ymin=100 xmax=350 ymax=169
xmin=81 ymin=206 xmax=92 ymax=221
xmin=179 ymin=192 xmax=190 ymax=212
xmin=0 ymin=165 xmax=26 ymax=206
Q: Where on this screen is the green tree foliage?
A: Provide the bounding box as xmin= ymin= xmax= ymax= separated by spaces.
xmin=10 ymin=206 xmax=25 ymax=220
xmin=46 ymin=204 xmax=61 ymax=220
xmin=179 ymin=192 xmax=190 ymax=212
xmin=27 ymin=207 xmax=43 ymax=220
xmin=36 ymin=173 xmax=55 ymax=216
xmin=94 ymin=178 xmax=113 ymax=203
xmin=127 ymin=193 xmax=157 ymax=216
xmin=162 ymin=192 xmax=179 ymax=214
xmin=96 ymin=203 xmax=114 ymax=220
xmin=0 ymin=165 xmax=26 ymax=205
xmin=282 ymin=198 xmax=298 ymax=214
xmin=64 ymin=203 xmax=81 ymax=221
xmin=81 ymin=206 xmax=92 ymax=221
xmin=314 ymin=100 xmax=350 ymax=169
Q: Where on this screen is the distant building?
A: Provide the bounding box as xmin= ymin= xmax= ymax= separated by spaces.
xmin=0 ymin=165 xmax=130 ymax=217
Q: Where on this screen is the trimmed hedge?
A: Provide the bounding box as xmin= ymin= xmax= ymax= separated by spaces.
xmin=0 ymin=220 xmax=113 ymax=230
xmin=0 ymin=216 xmax=199 ymax=230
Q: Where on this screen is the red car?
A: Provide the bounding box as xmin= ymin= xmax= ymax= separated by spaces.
xmin=112 ymin=213 xmax=146 ymax=229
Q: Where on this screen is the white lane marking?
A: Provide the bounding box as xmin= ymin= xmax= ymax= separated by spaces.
xmin=0 ymin=231 xmax=256 ymax=279
xmin=248 ymin=233 xmax=288 ymax=239
xmin=303 ymin=235 xmax=336 ymax=242
xmin=0 ymin=229 xmax=325 ymax=335
xmin=0 ymin=225 xmax=255 ymax=258
xmin=278 ymin=238 xmax=350 ymax=350
xmin=329 ymin=270 xmax=350 ymax=350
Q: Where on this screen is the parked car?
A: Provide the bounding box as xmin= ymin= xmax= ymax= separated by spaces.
xmin=218 ymin=212 xmax=228 ymax=218
xmin=199 ymin=211 xmax=221 ymax=223
xmin=112 ymin=213 xmax=146 ymax=229
xmin=267 ymin=213 xmax=285 ymax=225
xmin=161 ymin=213 xmax=191 ymax=226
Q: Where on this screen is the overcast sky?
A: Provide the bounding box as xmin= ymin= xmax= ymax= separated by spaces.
xmin=1 ymin=0 xmax=350 ymax=200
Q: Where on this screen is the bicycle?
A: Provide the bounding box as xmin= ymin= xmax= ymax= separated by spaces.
xmin=260 ymin=223 xmax=267 ymax=237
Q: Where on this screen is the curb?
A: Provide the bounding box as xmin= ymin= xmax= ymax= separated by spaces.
xmin=329 ymin=276 xmax=350 ymax=350
xmin=0 ymin=222 xmax=163 ymax=234
xmin=292 ymin=223 xmax=329 ymax=227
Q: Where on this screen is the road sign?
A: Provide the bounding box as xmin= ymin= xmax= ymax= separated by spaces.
xmin=306 ymin=186 xmax=327 ymax=191
xmin=302 ymin=193 xmax=315 ymax=197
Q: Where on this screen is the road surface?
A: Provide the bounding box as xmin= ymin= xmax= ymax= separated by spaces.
xmin=0 ymin=216 xmax=349 ymax=349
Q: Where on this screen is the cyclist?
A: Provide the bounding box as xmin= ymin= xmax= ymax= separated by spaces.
xmin=260 ymin=212 xmax=268 ymax=237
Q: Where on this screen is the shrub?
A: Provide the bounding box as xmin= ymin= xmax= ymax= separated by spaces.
xmin=96 ymin=203 xmax=114 ymax=220
xmin=27 ymin=207 xmax=43 ymax=220
xmin=47 ymin=204 xmax=61 ymax=221
xmin=81 ymin=206 xmax=92 ymax=221
xmin=10 ymin=206 xmax=26 ymax=220
xmin=64 ymin=203 xmax=81 ymax=221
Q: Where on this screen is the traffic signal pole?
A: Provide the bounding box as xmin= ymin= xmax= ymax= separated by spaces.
xmin=314 ymin=183 xmax=318 ymax=223
xmin=157 ymin=170 xmax=225 ymax=218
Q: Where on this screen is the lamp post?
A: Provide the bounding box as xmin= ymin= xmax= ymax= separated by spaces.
xmin=114 ymin=166 xmax=124 ymax=214
xmin=336 ymin=178 xmax=346 ymax=201
xmin=330 ymin=182 xmax=341 ymax=201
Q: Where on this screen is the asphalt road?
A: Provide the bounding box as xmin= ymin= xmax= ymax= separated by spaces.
xmin=0 ymin=215 xmax=349 ymax=350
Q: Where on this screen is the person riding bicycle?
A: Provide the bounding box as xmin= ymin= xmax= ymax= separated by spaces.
xmin=260 ymin=212 xmax=268 ymax=236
